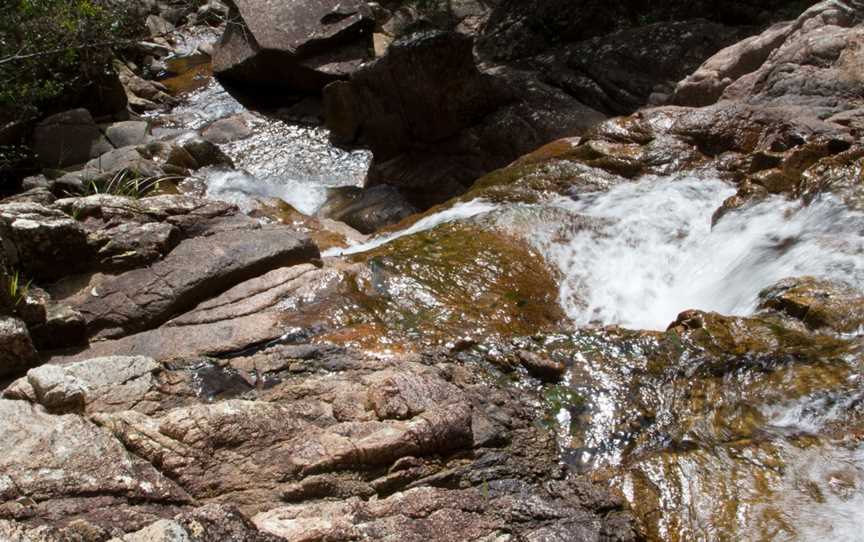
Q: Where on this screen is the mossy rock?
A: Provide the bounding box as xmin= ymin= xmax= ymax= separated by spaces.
xmin=520 ymin=322 xmax=863 ymax=541
xmin=669 ymin=310 xmax=852 ymax=370
xmin=330 ymin=221 xmax=565 ymax=348
xmin=800 ymin=146 xmax=864 ymax=210
xmin=758 ymin=276 xmax=864 ymax=334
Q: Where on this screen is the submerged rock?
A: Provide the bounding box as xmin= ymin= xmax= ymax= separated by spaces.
xmin=759 ymin=276 xmax=864 ymax=334
xmin=318 ymin=185 xmax=417 ymax=234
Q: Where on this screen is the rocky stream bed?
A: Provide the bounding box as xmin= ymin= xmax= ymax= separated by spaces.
xmin=1 ymin=0 xmax=864 ymax=540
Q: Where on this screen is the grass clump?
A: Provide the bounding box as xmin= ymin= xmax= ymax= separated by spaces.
xmin=83 ymin=169 xmax=184 ymax=198
xmin=7 ymin=270 xmax=32 ymax=306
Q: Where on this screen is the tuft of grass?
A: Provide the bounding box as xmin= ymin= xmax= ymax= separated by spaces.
xmin=7 ymin=270 xmax=32 ymax=306
xmin=84 ymin=169 xmax=184 ymax=198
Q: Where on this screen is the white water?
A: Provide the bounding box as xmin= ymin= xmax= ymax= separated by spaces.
xmin=322 ymin=173 xmax=864 ymax=330
xmin=202 ymin=168 xmax=329 ymax=216
xmin=321 ymin=199 xmax=501 ymax=257
xmin=534 ymin=174 xmax=864 ymax=330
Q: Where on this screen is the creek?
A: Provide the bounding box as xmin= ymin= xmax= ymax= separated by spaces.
xmin=160 ymin=66 xmax=864 ymax=542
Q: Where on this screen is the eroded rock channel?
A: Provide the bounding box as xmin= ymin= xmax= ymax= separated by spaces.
xmin=1 ymin=0 xmax=863 ymax=540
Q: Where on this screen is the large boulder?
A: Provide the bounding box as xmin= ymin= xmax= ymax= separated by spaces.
xmin=674 ymin=0 xmax=864 ymax=110
xmin=325 ymin=16 xmax=753 ymax=208
xmin=70 ymin=226 xmax=320 ymax=339
xmin=0 ymin=202 xmax=90 ymax=281
xmin=326 ymin=31 xmax=502 ymax=152
xmin=31 ymin=109 xmax=114 ymax=168
xmin=325 ymin=30 xmax=604 ymax=207
xmin=213 ymin=0 xmax=375 ymax=95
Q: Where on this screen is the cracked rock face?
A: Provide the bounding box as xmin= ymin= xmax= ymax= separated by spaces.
xmin=0 ymin=346 xmax=640 ymax=540
xmin=0 ymin=399 xmax=190 ymax=522
xmin=70 ymin=226 xmax=319 ymax=339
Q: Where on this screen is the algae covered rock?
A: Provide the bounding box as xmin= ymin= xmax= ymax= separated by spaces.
xmin=759 ymin=276 xmax=864 ymax=334
xmin=332 ymin=220 xmax=565 ymax=348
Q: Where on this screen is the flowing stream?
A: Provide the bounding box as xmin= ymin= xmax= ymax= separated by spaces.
xmin=336 ymin=173 xmax=864 ymax=331
xmin=152 ymin=79 xmax=370 ymax=214
xmin=160 ymin=62 xmax=864 ymax=541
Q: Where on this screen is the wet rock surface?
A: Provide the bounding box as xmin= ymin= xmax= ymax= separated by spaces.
xmin=70 ymin=225 xmax=318 ymax=339
xmin=4 ymin=0 xmax=864 ymax=540
xmin=0 ymin=345 xmax=640 ymax=540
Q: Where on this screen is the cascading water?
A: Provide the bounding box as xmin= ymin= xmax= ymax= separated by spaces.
xmin=535 ymin=173 xmax=864 ymax=330
xmin=330 ymin=172 xmax=864 ymax=331
xmin=321 ymin=199 xmax=502 ymax=257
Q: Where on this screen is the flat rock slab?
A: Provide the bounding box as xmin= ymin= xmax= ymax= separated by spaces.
xmin=50 ymin=311 xmax=288 ymax=363
xmin=0 ymin=399 xmax=189 ymax=508
xmin=73 ymin=226 xmax=320 ymax=338
xmin=4 ymin=356 xmax=160 ymax=414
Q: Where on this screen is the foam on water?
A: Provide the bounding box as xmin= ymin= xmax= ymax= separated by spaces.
xmin=532 ymin=173 xmax=864 ymax=330
xmin=203 ymin=169 xmax=329 ymax=216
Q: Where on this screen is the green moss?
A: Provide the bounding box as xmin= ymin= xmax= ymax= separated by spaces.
xmin=338 ymin=221 xmax=565 ymax=347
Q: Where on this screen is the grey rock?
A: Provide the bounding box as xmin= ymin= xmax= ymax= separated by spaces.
xmin=104 ymin=121 xmax=151 ymax=148
xmin=71 ymin=226 xmax=319 ymax=338
xmin=85 ymin=145 xmax=163 ymax=177
xmin=201 ymin=114 xmax=253 ymax=144
xmin=29 ymin=302 xmax=88 ymax=350
xmin=674 ymin=0 xmax=864 ymax=112
xmin=0 ymin=202 xmax=90 ymax=281
xmin=32 ymin=109 xmax=114 ymax=168
xmin=175 ymin=133 xmax=234 ymax=169
xmin=0 ymin=316 xmax=37 ymax=377
xmin=146 ymin=14 xmax=175 ymax=36
xmin=4 ymin=356 xmax=159 ymax=413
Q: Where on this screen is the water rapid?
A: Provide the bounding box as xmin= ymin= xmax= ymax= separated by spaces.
xmin=328 ymin=173 xmax=864 ymax=331
xmin=537 ymin=174 xmax=864 ymax=330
